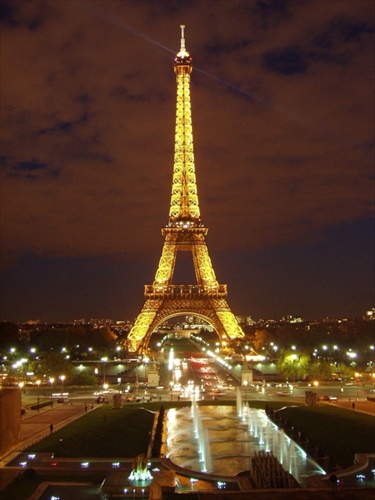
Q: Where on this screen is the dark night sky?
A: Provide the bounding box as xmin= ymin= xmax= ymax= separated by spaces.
xmin=1 ymin=0 xmax=374 ymax=323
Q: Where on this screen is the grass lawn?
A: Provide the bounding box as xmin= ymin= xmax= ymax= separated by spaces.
xmin=26 ymin=406 xmax=156 ymax=457
xmin=277 ymin=404 xmax=375 ymax=467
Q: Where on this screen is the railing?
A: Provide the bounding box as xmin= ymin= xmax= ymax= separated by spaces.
xmin=144 ymin=284 xmax=227 ymax=298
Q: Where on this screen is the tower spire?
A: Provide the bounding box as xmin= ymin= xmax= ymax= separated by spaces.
xmin=180 ymin=24 xmax=186 ymax=53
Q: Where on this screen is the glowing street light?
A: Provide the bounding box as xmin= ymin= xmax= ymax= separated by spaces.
xmin=59 ymin=375 xmax=65 ymax=398
xmin=355 ymin=372 xmax=360 ymax=401
xmin=19 ymin=381 xmax=24 ymax=413
xmin=101 ymin=357 xmax=108 ymax=385
xmin=49 ymin=377 xmax=55 ymax=407
xmin=36 ymin=379 xmax=41 ymax=412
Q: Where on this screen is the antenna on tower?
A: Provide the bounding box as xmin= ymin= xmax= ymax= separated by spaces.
xmin=180 ymin=24 xmax=186 ymax=52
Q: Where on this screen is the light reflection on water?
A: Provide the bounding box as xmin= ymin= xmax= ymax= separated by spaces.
xmin=166 ymin=405 xmax=326 ymax=487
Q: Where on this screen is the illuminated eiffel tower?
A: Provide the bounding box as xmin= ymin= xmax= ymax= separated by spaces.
xmin=127 ymin=26 xmax=245 ymax=353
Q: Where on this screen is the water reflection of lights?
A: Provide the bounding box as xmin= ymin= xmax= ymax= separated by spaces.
xmin=168 ymin=348 xmax=174 ymax=370
xmin=174 ymin=368 xmax=182 ymax=382
xmin=166 ymin=405 xmax=325 ymax=485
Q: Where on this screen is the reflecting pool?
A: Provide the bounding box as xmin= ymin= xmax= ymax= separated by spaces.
xmin=166 ymin=404 xmax=326 ymax=486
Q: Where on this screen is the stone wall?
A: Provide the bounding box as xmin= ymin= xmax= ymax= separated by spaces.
xmin=0 ymin=387 xmax=21 ymax=457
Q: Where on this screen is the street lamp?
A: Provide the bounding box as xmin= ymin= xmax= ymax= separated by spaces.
xmin=49 ymin=377 xmax=54 ymax=407
xmin=59 ymin=375 xmax=65 ymax=399
xmin=355 ymin=372 xmax=360 ymax=401
xmin=101 ymin=357 xmax=108 ymax=385
xmin=36 ymin=379 xmax=41 ymax=412
xmin=19 ymin=381 xmax=24 ymax=415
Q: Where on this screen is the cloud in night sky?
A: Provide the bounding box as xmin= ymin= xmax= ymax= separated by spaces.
xmin=0 ymin=0 xmax=374 ymax=322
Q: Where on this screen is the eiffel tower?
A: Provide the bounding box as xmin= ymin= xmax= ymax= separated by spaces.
xmin=127 ymin=26 xmax=245 ymax=353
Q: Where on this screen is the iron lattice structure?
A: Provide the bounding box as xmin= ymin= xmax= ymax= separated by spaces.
xmin=127 ymin=26 xmax=245 ymax=352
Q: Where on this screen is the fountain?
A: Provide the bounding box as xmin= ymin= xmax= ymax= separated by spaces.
xmin=128 ymin=453 xmax=153 ymax=482
xmin=236 ymin=387 xmax=242 ymax=417
xmin=191 ymin=400 xmax=212 ymax=472
xmin=166 ymin=405 xmax=326 ymax=487
xmin=101 ymin=452 xmax=176 ymax=497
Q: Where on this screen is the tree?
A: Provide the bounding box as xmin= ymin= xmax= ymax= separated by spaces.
xmin=333 ymin=362 xmax=355 ymax=381
xmin=0 ymin=322 xmax=20 ymax=349
xmin=277 ymin=351 xmax=310 ymax=381
xmin=308 ymin=359 xmax=332 ymax=381
xmin=89 ymin=326 xmax=117 ymax=351
xmin=71 ymin=371 xmax=97 ymax=386
xmin=32 ymin=352 xmax=74 ymax=381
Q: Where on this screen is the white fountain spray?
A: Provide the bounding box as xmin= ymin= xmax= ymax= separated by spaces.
xmin=236 ymin=387 xmax=242 ymax=418
xmin=191 ymin=399 xmax=212 ymax=472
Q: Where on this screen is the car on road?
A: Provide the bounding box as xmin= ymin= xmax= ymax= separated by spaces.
xmin=125 ymin=396 xmax=141 ymax=402
xmin=318 ymin=395 xmax=337 ymax=401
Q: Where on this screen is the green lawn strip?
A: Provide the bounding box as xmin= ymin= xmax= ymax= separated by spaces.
xmin=277 ymin=405 xmax=375 ymax=467
xmin=26 ymin=406 xmax=155 ymax=458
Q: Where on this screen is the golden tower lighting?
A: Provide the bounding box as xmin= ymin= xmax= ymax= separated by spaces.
xmin=127 ymin=26 xmax=245 ymax=353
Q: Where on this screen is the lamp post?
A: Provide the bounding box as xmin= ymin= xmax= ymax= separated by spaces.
xmin=36 ymin=379 xmax=41 ymax=412
xmin=19 ymin=381 xmax=24 ymax=415
xmin=49 ymin=377 xmax=54 ymax=407
xmin=59 ymin=375 xmax=65 ymax=399
xmin=101 ymin=357 xmax=108 ymax=386
xmin=355 ymin=372 xmax=360 ymax=401
xmin=313 ymin=380 xmax=319 ymax=399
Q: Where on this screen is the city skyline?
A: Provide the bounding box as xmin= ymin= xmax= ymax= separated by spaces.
xmin=1 ymin=0 xmax=374 ymax=322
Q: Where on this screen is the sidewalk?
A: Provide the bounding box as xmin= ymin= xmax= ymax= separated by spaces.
xmin=329 ymin=398 xmax=375 ymax=416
